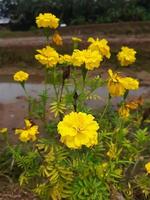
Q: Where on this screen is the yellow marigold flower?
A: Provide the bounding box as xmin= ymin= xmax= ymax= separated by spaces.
xmin=57 ymin=112 xmax=99 ymax=149
xmin=72 ymin=49 xmax=103 ymax=70
xmin=117 ymin=46 xmax=136 ymax=66
xmin=107 ymin=143 xmax=117 ymax=159
xmin=35 ymin=46 xmax=59 ymax=68
xmin=88 ymin=37 xmax=111 ymax=59
xmin=119 ymin=77 xmax=139 ymax=90
xmin=118 ymin=105 xmax=130 ymax=118
xmin=14 ymin=71 xmax=29 ymax=82
xmin=145 ymin=162 xmax=150 ymax=174
xmin=59 ymin=54 xmax=72 ymax=65
xmin=0 ymin=128 xmax=8 ymax=134
xmin=108 ymin=69 xmax=139 ymax=96
xmin=36 ymin=13 xmax=59 ymax=29
xmin=108 ymin=69 xmax=126 ymax=96
xmin=71 ymin=49 xmax=84 ymax=67
xmin=72 ymin=37 xmax=82 ymax=42
xmin=15 ymin=119 xmax=39 ymax=142
xmin=52 ymin=32 xmax=63 ymax=46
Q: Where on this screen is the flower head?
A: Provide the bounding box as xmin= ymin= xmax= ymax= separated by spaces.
xmin=117 ymin=46 xmax=136 ymax=66
xmin=108 ymin=69 xmax=139 ymax=96
xmin=88 ymin=37 xmax=111 ymax=59
xmin=15 ymin=119 xmax=39 ymax=142
xmin=35 ymin=46 xmax=59 ymax=68
xmin=118 ymin=97 xmax=143 ymax=119
xmin=14 ymin=71 xmax=29 ymax=82
xmin=72 ymin=49 xmax=103 ymax=70
xmin=118 ymin=105 xmax=130 ymax=118
xmin=52 ymin=32 xmax=63 ymax=46
xmin=59 ymin=54 xmax=72 ymax=65
xmin=145 ymin=162 xmax=150 ymax=174
xmin=57 ymin=112 xmax=99 ymax=149
xmin=36 ymin=13 xmax=59 ymax=29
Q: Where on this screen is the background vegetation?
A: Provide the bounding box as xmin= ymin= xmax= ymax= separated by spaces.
xmin=1 ymin=0 xmax=150 ymax=30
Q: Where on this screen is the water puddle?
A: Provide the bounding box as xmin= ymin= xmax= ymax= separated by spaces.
xmin=0 ymin=81 xmax=149 ymax=104
xmin=0 ymin=76 xmax=149 ymax=129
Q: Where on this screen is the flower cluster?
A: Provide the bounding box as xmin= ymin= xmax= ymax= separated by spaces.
xmin=14 ymin=71 xmax=29 ymax=82
xmin=117 ymin=46 xmax=136 ymax=66
xmin=35 ymin=46 xmax=59 ymax=68
xmin=108 ymin=69 xmax=139 ymax=96
xmin=72 ymin=49 xmax=103 ymax=70
xmin=57 ymin=112 xmax=99 ymax=149
xmin=118 ymin=97 xmax=143 ymax=118
xmin=15 ymin=119 xmax=39 ymax=142
xmin=36 ymin=13 xmax=59 ymax=29
xmin=88 ymin=37 xmax=111 ymax=59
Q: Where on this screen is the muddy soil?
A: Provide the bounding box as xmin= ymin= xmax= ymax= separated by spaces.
xmin=0 ymin=180 xmax=38 ymax=200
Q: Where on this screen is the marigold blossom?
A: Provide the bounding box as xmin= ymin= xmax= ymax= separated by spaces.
xmin=15 ymin=119 xmax=39 ymax=142
xmin=72 ymin=49 xmax=103 ymax=70
xmin=145 ymin=162 xmax=150 ymax=174
xmin=59 ymin=54 xmax=72 ymax=65
xmin=52 ymin=32 xmax=63 ymax=46
xmin=108 ymin=69 xmax=139 ymax=96
xmin=88 ymin=37 xmax=111 ymax=59
xmin=36 ymin=13 xmax=59 ymax=29
xmin=57 ymin=112 xmax=99 ymax=149
xmin=35 ymin=46 xmax=59 ymax=68
xmin=118 ymin=105 xmax=130 ymax=118
xmin=14 ymin=71 xmax=29 ymax=82
xmin=117 ymin=46 xmax=136 ymax=66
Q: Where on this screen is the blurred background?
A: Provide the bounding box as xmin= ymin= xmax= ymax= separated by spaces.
xmin=0 ymin=0 xmax=150 ymax=30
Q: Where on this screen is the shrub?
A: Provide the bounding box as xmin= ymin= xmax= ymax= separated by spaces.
xmin=0 ymin=12 xmax=150 ymax=200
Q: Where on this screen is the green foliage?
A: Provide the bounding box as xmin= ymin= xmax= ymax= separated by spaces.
xmin=71 ymin=177 xmax=109 ymax=200
xmin=2 ymin=0 xmax=150 ymax=30
xmin=135 ymin=174 xmax=150 ymax=198
xmin=0 ymin=7 xmax=150 ymax=200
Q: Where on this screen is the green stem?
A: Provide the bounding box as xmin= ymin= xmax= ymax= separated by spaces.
xmin=21 ymin=83 xmax=31 ymax=117
xmin=44 ymin=68 xmax=48 ymax=91
xmin=100 ymin=95 xmax=111 ymax=119
xmin=59 ymin=79 xmax=65 ymax=103
xmin=52 ymin=67 xmax=59 ymax=100
xmin=72 ymin=67 xmax=78 ymax=111
xmin=82 ymin=67 xmax=87 ymax=92
xmin=44 ymin=28 xmax=50 ymax=44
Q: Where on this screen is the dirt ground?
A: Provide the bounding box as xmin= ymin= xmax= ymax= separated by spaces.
xmin=0 ymin=182 xmax=38 ymax=200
